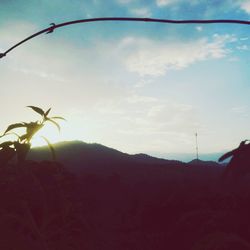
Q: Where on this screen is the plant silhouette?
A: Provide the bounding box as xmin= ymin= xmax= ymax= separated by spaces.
xmin=0 ymin=106 xmax=65 ymax=165
xmin=219 ymin=140 xmax=250 ymax=180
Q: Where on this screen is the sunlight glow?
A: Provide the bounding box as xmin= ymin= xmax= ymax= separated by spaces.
xmin=30 ymin=123 xmax=62 ymax=147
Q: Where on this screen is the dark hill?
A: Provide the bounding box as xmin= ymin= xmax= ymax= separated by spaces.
xmin=188 ymin=159 xmax=221 ymax=167
xmin=28 ymin=140 xmax=185 ymax=172
xmin=8 ymin=141 xmax=238 ymax=250
xmin=28 ymin=141 xmax=224 ymax=184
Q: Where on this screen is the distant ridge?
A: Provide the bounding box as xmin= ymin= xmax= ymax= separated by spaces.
xmin=188 ymin=159 xmax=221 ymax=167
xmin=28 ymin=140 xmax=222 ymax=173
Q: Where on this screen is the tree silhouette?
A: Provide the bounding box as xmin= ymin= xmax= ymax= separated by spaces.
xmin=219 ymin=140 xmax=250 ymax=180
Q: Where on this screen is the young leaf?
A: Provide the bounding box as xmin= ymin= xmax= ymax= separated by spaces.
xmin=46 ymin=118 xmax=61 ymax=131
xmin=25 ymin=122 xmax=43 ymax=141
xmin=41 ymin=136 xmax=56 ymax=161
xmin=4 ymin=123 xmax=26 ymax=134
xmin=50 ymin=116 xmax=66 ymax=121
xmin=27 ymin=106 xmax=45 ymax=116
xmin=44 ymin=108 xmax=51 ymax=117
xmin=20 ymin=133 xmax=28 ymax=142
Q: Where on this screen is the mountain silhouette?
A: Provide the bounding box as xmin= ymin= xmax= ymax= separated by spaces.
xmin=28 ymin=140 xmax=223 ymax=169
xmin=28 ymin=140 xmax=224 ymax=184
xmin=188 ymin=159 xmax=221 ymax=167
xmin=28 ymin=140 xmax=184 ymax=169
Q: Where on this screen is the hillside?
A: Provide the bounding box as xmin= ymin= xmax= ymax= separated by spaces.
xmin=27 ymin=140 xmax=224 ymax=186
xmin=28 ymin=140 xmax=222 ymax=174
xmin=3 ymin=141 xmax=250 ymax=250
xmin=28 ymin=141 xmax=184 ymax=169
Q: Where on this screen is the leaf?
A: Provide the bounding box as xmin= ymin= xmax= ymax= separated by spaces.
xmin=25 ymin=122 xmax=43 ymax=141
xmin=0 ymin=141 xmax=14 ymax=148
xmin=27 ymin=106 xmax=45 ymax=116
xmin=46 ymin=118 xmax=61 ymax=132
xmin=20 ymin=134 xmax=28 ymax=142
xmin=218 ymin=150 xmax=235 ymax=162
xmin=50 ymin=116 xmax=66 ymax=121
xmin=44 ymin=108 xmax=51 ymax=117
xmin=41 ymin=136 xmax=56 ymax=161
xmin=4 ymin=123 xmax=26 ymax=134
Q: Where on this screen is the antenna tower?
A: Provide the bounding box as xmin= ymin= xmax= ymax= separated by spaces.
xmin=195 ymin=132 xmax=199 ymax=160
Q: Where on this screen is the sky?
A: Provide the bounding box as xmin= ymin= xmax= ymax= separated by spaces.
xmin=0 ymin=0 xmax=250 ymax=160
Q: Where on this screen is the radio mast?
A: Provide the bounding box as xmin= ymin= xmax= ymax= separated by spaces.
xmin=195 ymin=132 xmax=199 ymax=160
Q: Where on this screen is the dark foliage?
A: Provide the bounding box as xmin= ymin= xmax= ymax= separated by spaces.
xmin=1 ymin=141 xmax=250 ymax=249
xmin=219 ymin=140 xmax=250 ymax=181
xmin=0 ymin=160 xmax=88 ymax=250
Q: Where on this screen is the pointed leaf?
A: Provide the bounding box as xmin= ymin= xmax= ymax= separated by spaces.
xmin=50 ymin=116 xmax=66 ymax=121
xmin=41 ymin=136 xmax=56 ymax=161
xmin=27 ymin=106 xmax=45 ymax=116
xmin=44 ymin=108 xmax=51 ymax=117
xmin=4 ymin=123 xmax=26 ymax=134
xmin=218 ymin=150 xmax=235 ymax=162
xmin=0 ymin=141 xmax=14 ymax=148
xmin=25 ymin=122 xmax=43 ymax=141
xmin=46 ymin=118 xmax=61 ymax=131
xmin=20 ymin=134 xmax=28 ymax=142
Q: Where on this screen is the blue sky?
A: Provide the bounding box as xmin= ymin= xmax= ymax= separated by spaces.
xmin=0 ymin=0 xmax=250 ymax=160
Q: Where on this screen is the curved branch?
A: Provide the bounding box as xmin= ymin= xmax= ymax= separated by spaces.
xmin=1 ymin=17 xmax=250 ymax=59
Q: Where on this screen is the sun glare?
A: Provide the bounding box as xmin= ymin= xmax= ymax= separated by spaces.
xmin=30 ymin=123 xmax=62 ymax=147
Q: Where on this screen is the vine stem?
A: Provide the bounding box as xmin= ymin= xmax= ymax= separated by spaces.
xmin=1 ymin=17 xmax=250 ymax=59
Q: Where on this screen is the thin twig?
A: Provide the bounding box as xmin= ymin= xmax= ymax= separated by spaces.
xmin=1 ymin=17 xmax=250 ymax=59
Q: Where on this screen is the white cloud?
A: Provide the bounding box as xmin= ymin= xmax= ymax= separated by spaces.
xmin=155 ymin=0 xmax=248 ymax=16
xmin=231 ymin=106 xmax=248 ymax=114
xmin=196 ymin=26 xmax=203 ymax=32
xmin=240 ymin=0 xmax=250 ymax=13
xmin=117 ymin=0 xmax=133 ymax=4
xmin=130 ymin=7 xmax=151 ymax=17
xmin=0 ymin=21 xmax=37 ymax=52
xmin=123 ymin=34 xmax=233 ymax=77
xmin=126 ymin=94 xmax=157 ymax=104
xmin=240 ymin=37 xmax=249 ymax=41
xmin=237 ymin=45 xmax=249 ymax=50
xmin=0 ymin=21 xmax=131 ymax=124
xmin=156 ymin=0 xmax=200 ymax=7
xmin=120 ymin=100 xmax=200 ymax=152
xmin=94 ymin=94 xmax=201 ymax=153
xmin=156 ymin=0 xmax=176 ymax=6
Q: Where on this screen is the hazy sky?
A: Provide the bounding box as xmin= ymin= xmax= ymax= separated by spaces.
xmin=0 ymin=0 xmax=250 ymax=158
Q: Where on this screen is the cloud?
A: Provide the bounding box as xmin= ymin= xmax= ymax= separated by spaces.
xmin=0 ymin=21 xmax=131 ymax=122
xmin=130 ymin=7 xmax=151 ymax=17
xmin=123 ymin=34 xmax=234 ymax=76
xmin=122 ymin=0 xmax=250 ymax=15
xmin=236 ymin=45 xmax=249 ymax=50
xmin=95 ymin=94 xmax=199 ymax=134
xmin=240 ymin=0 xmax=250 ymax=13
xmin=240 ymin=37 xmax=249 ymax=41
xmin=156 ymin=0 xmax=200 ymax=7
xmin=92 ymin=92 xmax=201 ymax=153
xmin=196 ymin=26 xmax=203 ymax=32
xmin=231 ymin=106 xmax=248 ymax=114
xmin=156 ymin=0 xmax=176 ymax=6
xmin=0 ymin=21 xmax=37 ymax=50
xmin=116 ymin=0 xmax=134 ymax=4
